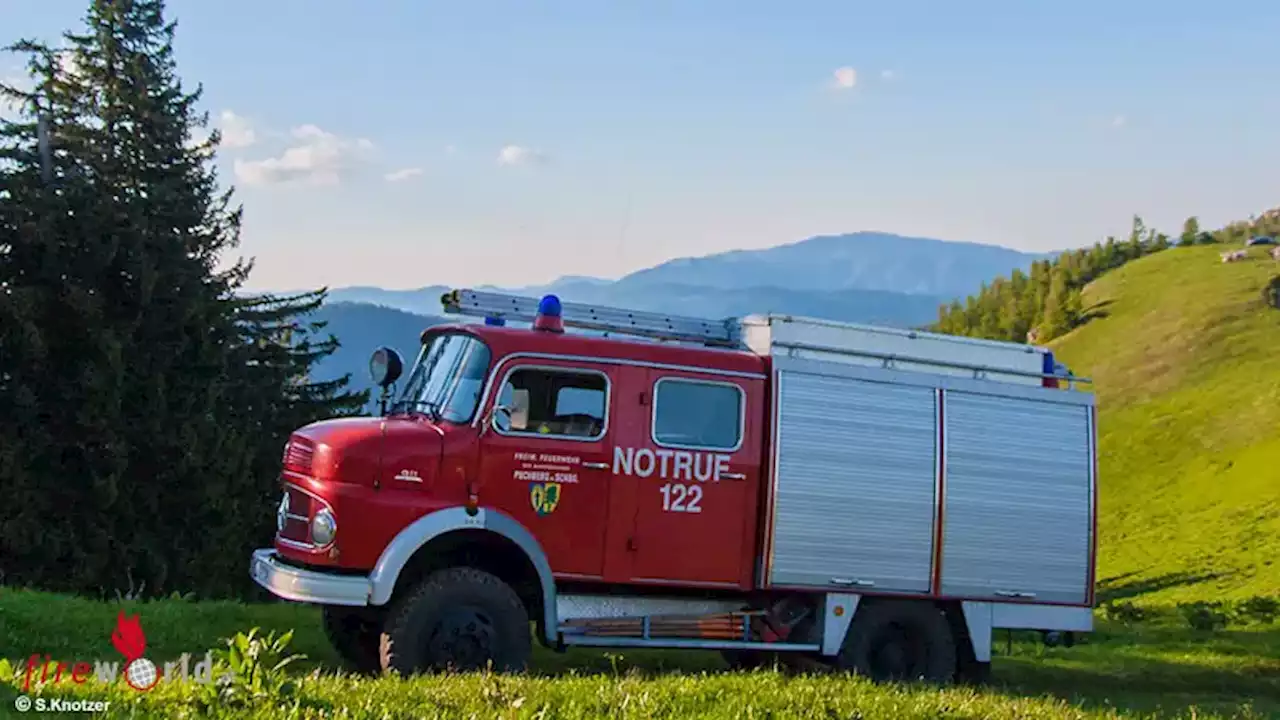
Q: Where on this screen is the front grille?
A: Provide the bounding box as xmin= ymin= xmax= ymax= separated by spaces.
xmin=278 ymin=484 xmax=317 ymax=545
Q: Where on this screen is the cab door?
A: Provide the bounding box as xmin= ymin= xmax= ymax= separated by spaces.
xmin=620 ymin=371 xmax=762 ymax=588
xmin=477 ymin=359 xmax=617 ymax=580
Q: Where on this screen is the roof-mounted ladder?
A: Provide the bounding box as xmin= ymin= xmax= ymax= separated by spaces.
xmin=440 ymin=288 xmax=742 ymax=348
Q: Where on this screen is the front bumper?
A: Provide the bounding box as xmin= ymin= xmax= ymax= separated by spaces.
xmin=250 ymin=548 xmax=372 ymax=606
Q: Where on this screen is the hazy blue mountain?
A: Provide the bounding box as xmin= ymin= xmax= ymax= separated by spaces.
xmin=614 ymin=232 xmax=1048 ymax=296
xmin=324 ymin=232 xmax=1045 ymax=318
xmin=318 ymin=285 xmax=454 ymax=316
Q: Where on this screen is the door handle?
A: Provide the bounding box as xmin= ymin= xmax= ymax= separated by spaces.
xmin=994 ymin=590 xmax=1037 ymax=599
xmin=582 ymin=462 xmax=609 ymax=470
xmin=831 ymin=578 xmax=875 ymax=587
xmin=720 ymin=471 xmax=746 ymax=480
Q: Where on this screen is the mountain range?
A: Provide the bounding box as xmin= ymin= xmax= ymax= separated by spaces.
xmin=321 ymin=232 xmax=1048 ymax=319
xmin=303 ymin=231 xmax=1050 ymax=397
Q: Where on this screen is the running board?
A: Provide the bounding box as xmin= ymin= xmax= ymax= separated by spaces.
xmin=561 ymin=636 xmax=820 ymax=652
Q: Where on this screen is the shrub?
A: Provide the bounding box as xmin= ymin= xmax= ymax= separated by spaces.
xmin=199 ymin=628 xmax=307 ymax=709
xmin=1099 ymin=600 xmax=1151 ymax=625
xmin=1237 ymin=596 xmax=1280 ymax=625
xmin=1262 ymin=276 xmax=1280 ymax=309
xmin=1178 ymin=601 xmax=1232 ymax=631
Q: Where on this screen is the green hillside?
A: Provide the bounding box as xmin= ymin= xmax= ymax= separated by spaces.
xmin=1048 ymin=243 xmax=1280 ymax=605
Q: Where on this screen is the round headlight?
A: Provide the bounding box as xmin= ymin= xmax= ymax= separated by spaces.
xmin=311 ymin=508 xmax=337 ymax=546
xmin=276 ymin=493 xmax=290 ymax=533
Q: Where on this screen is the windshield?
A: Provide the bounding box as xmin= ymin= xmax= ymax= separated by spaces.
xmin=390 ymin=333 xmax=492 ymax=423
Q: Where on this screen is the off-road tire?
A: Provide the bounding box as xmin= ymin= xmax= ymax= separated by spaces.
xmin=955 ymin=658 xmax=991 ymax=685
xmin=378 ymin=567 xmax=532 ymax=676
xmin=721 ymin=649 xmax=770 ymax=670
xmin=321 ymin=606 xmax=383 ymax=675
xmin=835 ymin=600 xmax=956 ymax=683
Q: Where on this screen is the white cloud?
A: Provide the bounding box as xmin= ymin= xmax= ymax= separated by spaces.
xmin=444 ymin=144 xmax=458 ymax=154
xmin=384 ymin=167 xmax=423 ymax=182
xmin=880 ymin=69 xmax=895 ymax=81
xmin=831 ymin=66 xmax=857 ymax=90
xmin=219 ymin=110 xmax=256 ymax=149
xmin=497 ymin=144 xmax=547 ymax=166
xmin=1111 ymin=114 xmax=1127 ymax=128
xmin=234 ymin=124 xmax=375 ymax=187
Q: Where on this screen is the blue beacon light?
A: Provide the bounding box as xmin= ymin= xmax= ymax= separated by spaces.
xmin=533 ymin=294 xmax=565 ymax=333
xmin=1041 ymin=350 xmax=1058 ymax=389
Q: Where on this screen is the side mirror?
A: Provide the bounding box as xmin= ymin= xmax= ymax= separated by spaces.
xmin=489 ymin=405 xmax=513 ymax=434
xmin=369 ymin=347 xmax=404 ymax=388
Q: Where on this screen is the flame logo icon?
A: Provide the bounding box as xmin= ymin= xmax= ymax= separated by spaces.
xmin=111 ymin=611 xmax=160 ymax=692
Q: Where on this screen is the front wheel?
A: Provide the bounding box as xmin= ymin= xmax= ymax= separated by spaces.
xmin=834 ymin=600 xmax=956 ymax=683
xmin=322 ymin=606 xmax=383 ymax=675
xmin=379 ymin=567 xmax=532 ymax=675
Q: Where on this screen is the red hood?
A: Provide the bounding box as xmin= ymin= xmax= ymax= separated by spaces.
xmin=290 ymin=416 xmax=444 ymax=487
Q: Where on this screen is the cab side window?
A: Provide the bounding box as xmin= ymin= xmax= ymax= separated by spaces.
xmin=652 ymin=378 xmax=743 ymax=450
xmin=497 ymin=367 xmax=608 ymax=440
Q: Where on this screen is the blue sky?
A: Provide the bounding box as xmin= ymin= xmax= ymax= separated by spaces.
xmin=4 ymin=0 xmax=1279 ymax=291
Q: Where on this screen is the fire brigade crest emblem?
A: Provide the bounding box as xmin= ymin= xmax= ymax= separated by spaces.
xmin=529 ymin=482 xmax=561 ymax=516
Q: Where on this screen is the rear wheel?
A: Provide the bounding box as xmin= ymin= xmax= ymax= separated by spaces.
xmin=379 ymin=567 xmax=532 ymax=675
xmin=321 ymin=606 xmax=382 ymax=675
xmin=721 ymin=649 xmax=771 ymax=670
xmin=835 ymin=600 xmax=956 ymax=683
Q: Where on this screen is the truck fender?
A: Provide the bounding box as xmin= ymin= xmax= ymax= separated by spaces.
xmin=366 ymin=506 xmax=558 ymax=645
xmin=960 ymin=601 xmax=993 ymax=663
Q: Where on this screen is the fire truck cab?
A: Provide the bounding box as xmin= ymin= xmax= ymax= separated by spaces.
xmin=250 ymin=289 xmax=1097 ymax=682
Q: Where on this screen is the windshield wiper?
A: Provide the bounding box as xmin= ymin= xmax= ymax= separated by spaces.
xmin=391 ymin=399 xmax=442 ymax=421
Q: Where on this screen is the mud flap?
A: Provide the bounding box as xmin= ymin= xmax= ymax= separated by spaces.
xmin=820 ymin=594 xmax=861 ymax=656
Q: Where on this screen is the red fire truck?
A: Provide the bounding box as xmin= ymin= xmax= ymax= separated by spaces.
xmin=251 ymin=289 xmax=1097 ymax=683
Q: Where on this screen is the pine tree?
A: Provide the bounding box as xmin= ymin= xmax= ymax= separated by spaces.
xmin=0 ymin=0 xmax=364 ymax=598
xmin=232 ymin=289 xmax=366 ymax=438
xmin=0 ymin=43 xmax=135 ymax=591
xmin=1180 ymin=217 xmax=1201 ymax=247
xmin=1037 ymin=269 xmax=1076 ymax=341
xmin=1123 ymin=215 xmax=1146 ymax=260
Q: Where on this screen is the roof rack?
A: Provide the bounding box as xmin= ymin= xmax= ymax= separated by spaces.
xmin=440 ymin=288 xmax=741 ymax=347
